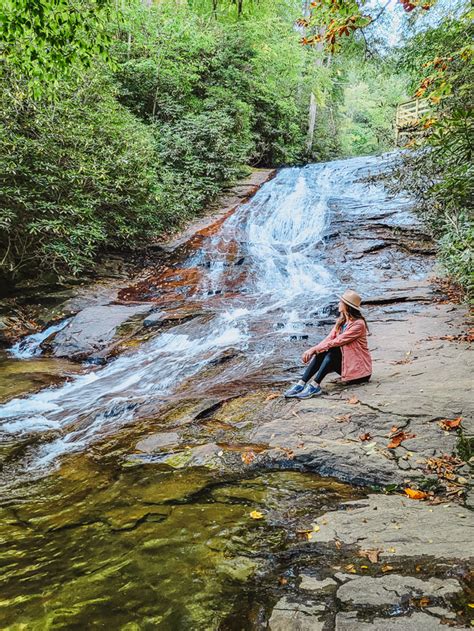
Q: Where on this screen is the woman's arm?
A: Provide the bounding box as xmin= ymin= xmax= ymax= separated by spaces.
xmin=312 ymin=320 xmax=366 ymax=354
xmin=302 ymin=325 xmax=337 ymax=363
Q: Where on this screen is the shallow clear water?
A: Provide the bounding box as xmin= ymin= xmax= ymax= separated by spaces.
xmin=0 ymin=461 xmax=361 ymax=629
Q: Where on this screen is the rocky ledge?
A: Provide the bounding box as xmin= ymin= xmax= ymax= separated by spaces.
xmin=127 ymin=281 xmax=473 ymax=629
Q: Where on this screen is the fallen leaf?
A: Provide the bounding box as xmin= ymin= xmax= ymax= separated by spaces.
xmin=241 ymin=451 xmax=256 ymax=465
xmin=391 ymin=357 xmax=412 ymax=365
xmin=348 ymin=396 xmax=359 ymax=405
xmin=390 ymin=425 xmax=399 ymax=433
xmin=419 ymin=597 xmax=430 ymax=607
xmin=404 ymin=488 xmax=429 ymax=500
xmin=359 ymin=549 xmax=381 ymax=563
xmin=387 ymin=431 xmax=416 ymax=449
xmin=278 ymin=576 xmax=288 ymax=586
xmin=279 ymin=447 xmax=295 ymax=460
xmin=265 ymin=393 xmax=280 ymax=402
xmin=336 ymin=414 xmax=352 ymax=423
xmin=334 ymin=539 xmax=342 ymax=550
xmin=344 ymin=563 xmax=357 ymax=573
xmin=250 ymin=510 xmax=264 ymax=520
xmin=438 ymin=417 xmax=462 ymax=431
xmin=381 ymin=564 xmax=394 ymax=572
xmin=359 ymin=433 xmax=372 ymax=442
xmin=313 ymin=525 xmax=320 ymax=532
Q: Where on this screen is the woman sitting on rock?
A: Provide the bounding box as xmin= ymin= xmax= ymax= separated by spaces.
xmin=285 ymin=289 xmax=372 ymax=399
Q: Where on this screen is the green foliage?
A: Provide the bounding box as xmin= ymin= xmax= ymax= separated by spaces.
xmin=0 ymin=72 xmax=161 ymax=278
xmin=394 ymin=7 xmax=473 ymax=297
xmin=114 ymin=4 xmax=310 ymax=166
xmin=0 ymin=0 xmax=115 ymax=97
xmin=339 ymin=62 xmax=409 ymax=156
xmin=0 ymin=0 xmax=316 ymax=285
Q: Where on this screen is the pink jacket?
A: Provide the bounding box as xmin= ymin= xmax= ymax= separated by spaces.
xmin=312 ymin=319 xmax=372 ymax=382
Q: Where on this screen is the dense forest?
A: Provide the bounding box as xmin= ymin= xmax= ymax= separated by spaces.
xmin=0 ymin=0 xmax=472 ymax=296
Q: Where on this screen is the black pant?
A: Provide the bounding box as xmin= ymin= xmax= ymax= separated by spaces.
xmin=302 ymin=347 xmax=371 ymax=385
xmin=302 ymin=347 xmax=342 ymax=384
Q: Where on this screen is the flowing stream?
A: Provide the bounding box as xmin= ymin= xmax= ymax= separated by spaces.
xmin=0 ymin=153 xmax=418 ymax=629
xmin=0 ymin=154 xmax=411 ymax=475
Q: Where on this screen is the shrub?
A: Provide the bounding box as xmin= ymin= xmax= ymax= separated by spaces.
xmin=0 ymin=72 xmax=160 ymax=281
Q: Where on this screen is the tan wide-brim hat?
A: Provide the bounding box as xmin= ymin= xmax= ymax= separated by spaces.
xmin=339 ymin=289 xmax=363 ymax=311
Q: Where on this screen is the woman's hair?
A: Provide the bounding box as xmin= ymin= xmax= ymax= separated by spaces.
xmin=335 ymin=304 xmax=369 ymax=333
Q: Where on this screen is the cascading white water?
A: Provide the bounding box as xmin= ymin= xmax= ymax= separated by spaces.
xmin=0 ymin=153 xmax=411 ymax=471
xmin=9 ymin=318 xmax=71 ymax=359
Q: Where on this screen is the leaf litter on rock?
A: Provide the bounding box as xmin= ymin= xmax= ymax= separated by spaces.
xmin=358 ymin=549 xmax=381 ymax=563
xmin=404 ymin=487 xmax=429 ymax=500
xmin=265 ymin=393 xmax=280 ymax=402
xmin=438 ymin=417 xmax=462 ymax=431
xmin=387 ymin=429 xmax=416 ymax=449
xmin=241 ymin=451 xmax=256 ymax=465
xmin=335 ymin=413 xmax=352 ymax=423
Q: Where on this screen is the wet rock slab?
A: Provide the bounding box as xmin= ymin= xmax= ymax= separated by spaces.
xmin=135 ymin=432 xmax=181 ymax=452
xmin=269 ymin=597 xmax=325 ymax=631
xmin=336 ymin=574 xmax=462 ymax=606
xmin=158 ymin=442 xmax=225 ymax=469
xmin=50 ymin=303 xmax=152 ymax=360
xmin=299 ymin=576 xmax=337 ymax=591
xmin=335 ymin=612 xmax=470 ymax=630
xmin=312 ymin=494 xmax=474 ymax=560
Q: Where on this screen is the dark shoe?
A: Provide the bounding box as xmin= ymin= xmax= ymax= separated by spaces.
xmin=296 ymin=383 xmax=322 ymax=399
xmin=284 ymin=383 xmax=306 ymax=398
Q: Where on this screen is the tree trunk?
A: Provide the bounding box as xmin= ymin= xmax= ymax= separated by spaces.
xmin=305 ymin=31 xmax=325 ymax=156
xmin=306 ymin=92 xmax=317 ymax=154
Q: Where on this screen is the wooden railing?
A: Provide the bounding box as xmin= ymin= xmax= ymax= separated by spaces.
xmin=395 ymin=98 xmax=430 ymax=144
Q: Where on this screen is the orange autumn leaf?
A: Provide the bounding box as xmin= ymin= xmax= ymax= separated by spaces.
xmin=359 ymin=432 xmax=372 ymax=442
xmin=265 ymin=393 xmax=280 ymax=402
xmin=438 ymin=417 xmax=462 ymax=431
xmin=387 ymin=431 xmax=416 ymax=449
xmin=336 ymin=413 xmax=352 ymax=423
xmin=348 ymin=396 xmax=359 ymax=405
xmin=241 ymin=451 xmax=256 ymax=465
xmin=404 ymin=488 xmax=429 ymax=500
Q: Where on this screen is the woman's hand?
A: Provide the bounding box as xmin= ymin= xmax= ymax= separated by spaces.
xmin=302 ymin=347 xmax=316 ymax=364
